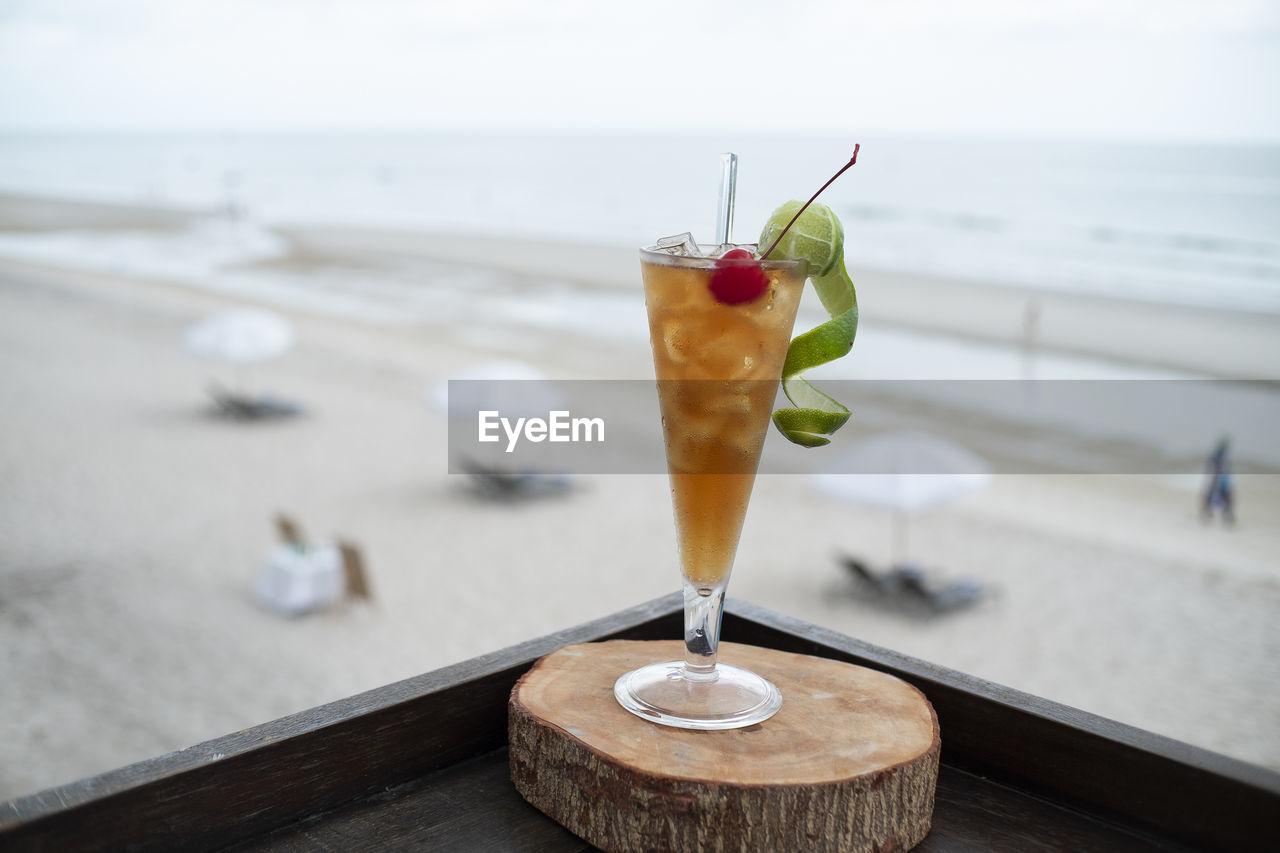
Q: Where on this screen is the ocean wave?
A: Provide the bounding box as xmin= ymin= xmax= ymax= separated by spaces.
xmin=1087 ymin=225 xmax=1280 ymax=260
xmin=839 ymin=202 xmax=1279 ymax=263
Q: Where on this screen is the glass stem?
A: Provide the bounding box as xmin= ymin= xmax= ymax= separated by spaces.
xmin=681 ymin=580 xmax=726 ymax=681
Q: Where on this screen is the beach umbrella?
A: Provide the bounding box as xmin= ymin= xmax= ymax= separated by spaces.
xmin=810 ymin=431 xmax=991 ymax=564
xmin=184 ymin=309 xmax=295 ymax=365
xmin=183 ymin=308 xmax=296 ymax=408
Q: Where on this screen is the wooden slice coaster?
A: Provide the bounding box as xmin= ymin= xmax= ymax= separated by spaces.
xmin=509 ymin=640 xmax=939 ymax=853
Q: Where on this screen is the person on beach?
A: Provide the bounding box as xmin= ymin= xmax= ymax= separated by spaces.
xmin=1202 ymin=438 xmax=1235 ymax=525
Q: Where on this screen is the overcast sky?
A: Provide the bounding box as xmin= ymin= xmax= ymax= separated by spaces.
xmin=1 ymin=0 xmax=1277 ymax=140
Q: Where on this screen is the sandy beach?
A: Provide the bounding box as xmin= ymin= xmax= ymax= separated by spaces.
xmin=1 ymin=195 xmax=1279 ymax=801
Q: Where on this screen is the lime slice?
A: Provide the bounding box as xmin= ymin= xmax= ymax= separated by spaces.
xmin=760 ymin=202 xmax=858 ymax=447
xmin=760 ymin=201 xmax=841 ymax=275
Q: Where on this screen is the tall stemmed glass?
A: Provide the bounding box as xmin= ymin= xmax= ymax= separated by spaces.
xmin=613 ymin=239 xmax=807 ymax=729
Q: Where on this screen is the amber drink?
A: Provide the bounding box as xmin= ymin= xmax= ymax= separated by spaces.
xmin=613 ymin=242 xmax=806 ymax=730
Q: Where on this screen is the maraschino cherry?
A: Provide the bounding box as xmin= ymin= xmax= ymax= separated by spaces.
xmin=709 ymin=247 xmax=769 ymax=305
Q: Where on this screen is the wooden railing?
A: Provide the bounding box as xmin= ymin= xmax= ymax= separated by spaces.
xmin=3 ymin=594 xmax=1277 ymax=852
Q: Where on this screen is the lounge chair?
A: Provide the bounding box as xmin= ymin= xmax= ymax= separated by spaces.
xmin=838 ymin=554 xmax=984 ymax=615
xmin=338 ymin=540 xmax=373 ymax=601
xmin=838 ymin=555 xmax=904 ymax=597
xmin=208 ymin=382 xmax=304 ymax=420
xmin=894 ymin=563 xmax=985 ymax=613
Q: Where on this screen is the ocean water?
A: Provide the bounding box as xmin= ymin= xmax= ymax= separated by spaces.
xmin=2 ymin=131 xmax=1278 ymax=468
xmin=1 ymin=131 xmax=1278 ymax=314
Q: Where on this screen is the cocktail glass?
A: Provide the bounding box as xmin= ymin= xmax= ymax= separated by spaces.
xmin=614 ymin=242 xmax=808 ymax=729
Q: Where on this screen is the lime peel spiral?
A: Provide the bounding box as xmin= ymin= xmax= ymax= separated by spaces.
xmin=758 ymin=201 xmax=858 ymax=448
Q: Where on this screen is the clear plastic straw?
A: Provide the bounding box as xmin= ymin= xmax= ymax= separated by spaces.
xmin=715 ymin=152 xmax=738 ymax=245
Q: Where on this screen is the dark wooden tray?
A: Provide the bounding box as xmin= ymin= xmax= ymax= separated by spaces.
xmin=3 ymin=594 xmax=1278 ymax=852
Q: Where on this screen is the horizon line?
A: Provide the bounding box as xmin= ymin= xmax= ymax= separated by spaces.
xmin=0 ymin=125 xmax=1278 ymax=147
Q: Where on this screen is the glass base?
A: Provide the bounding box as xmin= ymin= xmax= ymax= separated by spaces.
xmin=614 ymin=661 xmax=782 ymax=730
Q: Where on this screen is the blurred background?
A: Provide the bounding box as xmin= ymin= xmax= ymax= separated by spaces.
xmin=1 ymin=0 xmax=1278 ymax=799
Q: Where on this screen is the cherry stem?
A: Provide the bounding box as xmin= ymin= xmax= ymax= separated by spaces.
xmin=760 ymin=143 xmax=859 ymax=261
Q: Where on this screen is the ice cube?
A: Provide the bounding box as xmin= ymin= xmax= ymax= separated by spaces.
xmin=665 ymin=422 xmax=723 ymax=473
xmin=712 ymin=242 xmax=760 ymax=257
xmin=730 ymin=348 xmax=767 ymax=380
xmin=654 ymin=232 xmax=700 ymax=256
xmin=663 ymin=322 xmax=695 ymax=365
xmin=706 ymin=390 xmax=753 ymax=416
